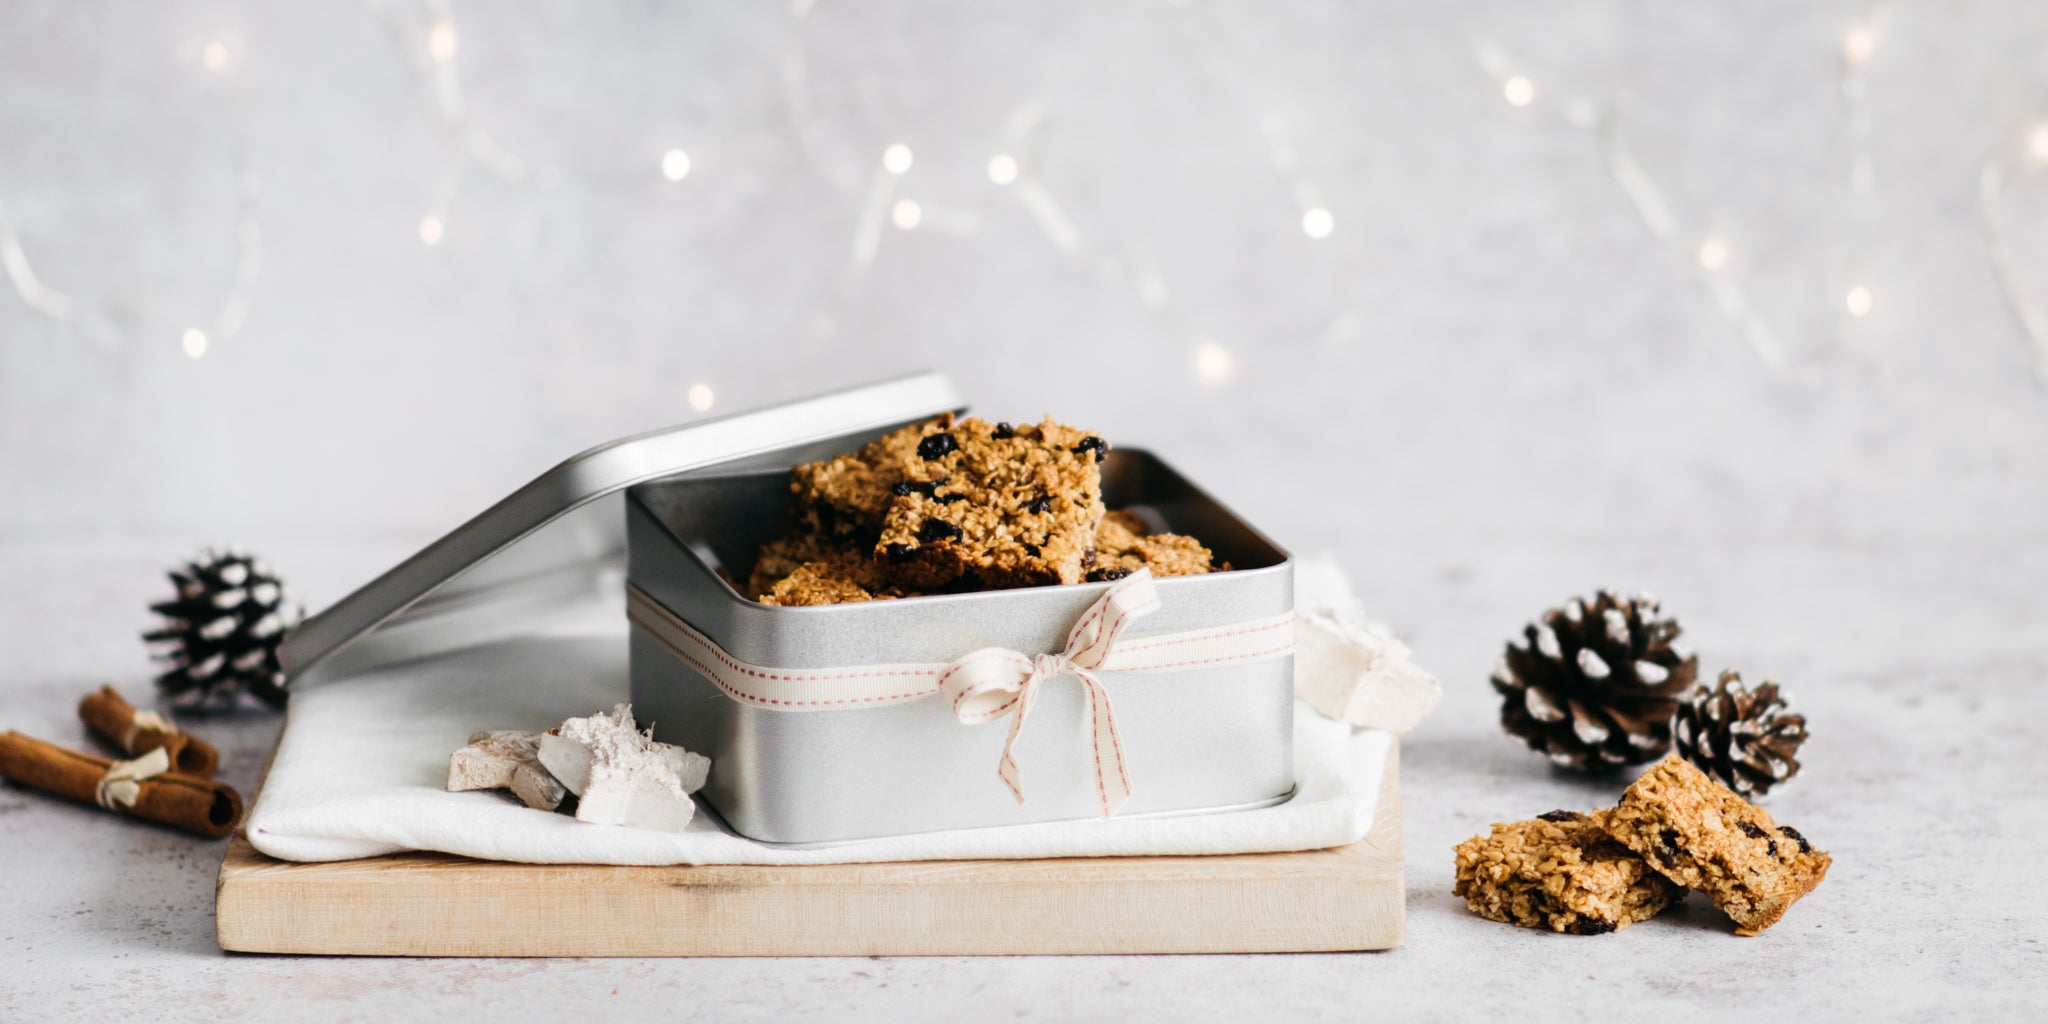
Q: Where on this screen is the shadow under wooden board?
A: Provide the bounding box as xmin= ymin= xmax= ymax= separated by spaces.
xmin=216 ymin=743 xmax=1400 ymax=957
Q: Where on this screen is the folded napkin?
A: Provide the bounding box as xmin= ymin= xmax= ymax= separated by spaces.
xmin=248 ymin=559 xmax=1413 ymax=866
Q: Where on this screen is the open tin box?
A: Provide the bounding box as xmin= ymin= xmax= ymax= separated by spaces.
xmin=280 ymin=372 xmax=1294 ymax=846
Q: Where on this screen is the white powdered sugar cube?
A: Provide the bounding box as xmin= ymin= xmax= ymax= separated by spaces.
xmin=658 ymin=744 xmax=711 ymax=794
xmin=536 ymin=703 xmax=709 ymax=832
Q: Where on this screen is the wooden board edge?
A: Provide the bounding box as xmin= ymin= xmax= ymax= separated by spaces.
xmin=218 ymin=741 xmax=1401 ymax=957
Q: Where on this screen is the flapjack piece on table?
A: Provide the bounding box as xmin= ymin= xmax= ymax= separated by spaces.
xmin=1601 ymin=755 xmax=1829 ymax=936
xmin=1453 ymin=809 xmax=1685 ymax=935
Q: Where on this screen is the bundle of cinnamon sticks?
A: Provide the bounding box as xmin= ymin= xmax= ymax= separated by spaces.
xmin=0 ymin=685 xmax=241 ymax=838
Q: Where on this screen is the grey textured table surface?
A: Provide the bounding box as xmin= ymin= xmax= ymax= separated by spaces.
xmin=4 ymin=2 xmax=2047 ymax=1020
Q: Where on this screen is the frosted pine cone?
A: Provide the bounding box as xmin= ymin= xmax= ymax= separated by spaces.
xmin=1493 ymin=590 xmax=1698 ymax=772
xmin=1672 ymin=670 xmax=1808 ymax=798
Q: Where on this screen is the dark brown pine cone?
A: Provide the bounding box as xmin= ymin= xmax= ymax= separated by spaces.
xmin=1492 ymin=590 xmax=1698 ymax=772
xmin=1672 ymin=669 xmax=1808 ymax=798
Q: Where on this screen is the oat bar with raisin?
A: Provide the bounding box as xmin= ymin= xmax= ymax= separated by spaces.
xmin=872 ymin=416 xmax=1108 ymax=589
xmin=1088 ymin=509 xmax=1218 ymax=582
xmin=748 ymin=534 xmax=919 ymax=606
xmin=787 ymin=414 xmax=961 ymax=543
xmin=747 ymin=533 xmax=848 ymax=599
xmin=1601 ymin=755 xmax=1830 ymax=936
xmin=758 ymin=560 xmax=899 ymax=606
xmin=1453 ymin=809 xmax=1685 ymax=935
xmin=749 ymin=510 xmax=1211 ymax=606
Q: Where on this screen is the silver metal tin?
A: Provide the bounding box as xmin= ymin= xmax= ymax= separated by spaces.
xmin=627 ymin=448 xmax=1295 ymax=845
xmin=280 ymin=373 xmax=965 ymax=686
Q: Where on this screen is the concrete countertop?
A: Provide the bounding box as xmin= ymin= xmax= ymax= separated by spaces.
xmin=5 ymin=531 xmax=2041 ymax=1021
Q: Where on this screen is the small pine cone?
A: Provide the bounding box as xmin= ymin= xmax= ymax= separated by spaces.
xmin=144 ymin=550 xmax=301 ymax=711
xmin=1672 ymin=670 xmax=1807 ymax=798
xmin=1493 ymin=590 xmax=1698 ymax=772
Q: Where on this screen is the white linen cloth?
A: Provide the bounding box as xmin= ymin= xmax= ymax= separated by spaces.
xmin=246 ymin=604 xmax=1394 ymax=866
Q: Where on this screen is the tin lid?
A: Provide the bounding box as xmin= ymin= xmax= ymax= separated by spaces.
xmin=281 ymin=371 xmax=965 ymax=686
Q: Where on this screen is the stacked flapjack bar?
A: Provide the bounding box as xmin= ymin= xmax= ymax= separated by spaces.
xmin=1454 ymin=756 xmax=1830 ymax=936
xmin=749 ymin=415 xmax=1223 ymax=606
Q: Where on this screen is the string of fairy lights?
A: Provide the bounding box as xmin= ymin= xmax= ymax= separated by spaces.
xmin=5 ymin=5 xmax=2048 ymax=388
xmin=1477 ymin=43 xmax=1803 ymax=365
xmin=1980 ymin=124 xmax=2048 ymax=383
xmin=1475 ymin=5 xmax=2046 ymax=380
xmin=2 ymin=28 xmax=262 ymax=361
xmin=1840 ymin=4 xmax=1892 ymax=198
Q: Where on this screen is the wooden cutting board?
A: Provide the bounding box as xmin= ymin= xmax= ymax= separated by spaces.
xmin=215 ymin=743 xmax=1400 ymax=957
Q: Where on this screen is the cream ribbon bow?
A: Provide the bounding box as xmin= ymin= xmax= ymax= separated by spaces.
xmin=938 ymin=569 xmax=1163 ymax=817
xmin=95 ymin=746 xmax=171 ymax=811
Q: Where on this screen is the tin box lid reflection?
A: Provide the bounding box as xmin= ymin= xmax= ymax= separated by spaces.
xmin=280 ymin=372 xmax=967 ymax=686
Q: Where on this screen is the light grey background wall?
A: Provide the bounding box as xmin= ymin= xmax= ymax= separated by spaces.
xmin=3 ymin=2 xmax=2046 ymax=1018
xmin=7 ymin=1 xmax=2046 ymax=564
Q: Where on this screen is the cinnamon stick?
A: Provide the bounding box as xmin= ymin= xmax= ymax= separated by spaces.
xmin=78 ymin=684 xmax=219 ymax=777
xmin=0 ymin=731 xmax=242 ymax=838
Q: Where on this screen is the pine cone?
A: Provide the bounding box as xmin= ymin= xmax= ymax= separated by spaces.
xmin=144 ymin=550 xmax=301 ymax=711
xmin=1492 ymin=590 xmax=1698 ymax=772
xmin=1672 ymin=670 xmax=1807 ymax=798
